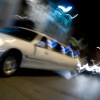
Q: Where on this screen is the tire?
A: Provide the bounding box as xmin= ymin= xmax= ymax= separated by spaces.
xmin=0 ymin=51 xmax=21 ymax=76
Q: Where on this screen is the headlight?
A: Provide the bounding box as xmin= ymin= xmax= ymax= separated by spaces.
xmin=0 ymin=39 xmax=4 ymax=46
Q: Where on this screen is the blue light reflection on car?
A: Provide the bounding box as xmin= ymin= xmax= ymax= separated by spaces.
xmin=0 ymin=27 xmax=18 ymax=34
xmin=47 ymin=39 xmax=57 ymax=48
xmin=47 ymin=39 xmax=80 ymax=57
xmin=61 ymin=45 xmax=80 ymax=57
xmin=73 ymin=49 xmax=80 ymax=57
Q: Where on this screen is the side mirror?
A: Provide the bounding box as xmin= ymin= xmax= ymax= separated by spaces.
xmin=35 ymin=41 xmax=46 ymax=47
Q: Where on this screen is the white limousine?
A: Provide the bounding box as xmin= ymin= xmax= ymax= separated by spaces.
xmin=0 ymin=26 xmax=79 ymax=76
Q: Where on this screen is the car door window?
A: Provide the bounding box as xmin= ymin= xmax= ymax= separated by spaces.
xmin=47 ymin=39 xmax=57 ymax=49
xmin=12 ymin=28 xmax=37 ymax=42
xmin=35 ymin=36 xmax=47 ymax=48
xmin=53 ymin=43 xmax=62 ymax=53
xmin=47 ymin=39 xmax=62 ymax=53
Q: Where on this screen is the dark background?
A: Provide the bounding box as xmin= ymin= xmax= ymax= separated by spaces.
xmin=71 ymin=0 xmax=99 ymax=47
xmin=51 ymin=0 xmax=99 ymax=48
xmin=74 ymin=1 xmax=99 ymax=53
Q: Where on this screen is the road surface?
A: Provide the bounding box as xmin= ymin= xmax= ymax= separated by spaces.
xmin=0 ymin=68 xmax=100 ymax=100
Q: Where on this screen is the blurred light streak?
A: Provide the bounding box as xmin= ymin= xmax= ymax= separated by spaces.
xmin=58 ymin=6 xmax=72 ymax=12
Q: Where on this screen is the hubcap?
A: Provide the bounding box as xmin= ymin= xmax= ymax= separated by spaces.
xmin=3 ymin=56 xmax=17 ymax=75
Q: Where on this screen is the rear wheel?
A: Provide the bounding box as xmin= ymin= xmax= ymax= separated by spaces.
xmin=0 ymin=52 xmax=21 ymax=76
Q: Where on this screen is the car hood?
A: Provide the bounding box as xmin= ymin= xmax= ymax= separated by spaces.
xmin=0 ymin=32 xmax=33 ymax=57
xmin=0 ymin=32 xmax=18 ymax=42
xmin=0 ymin=32 xmax=30 ymax=49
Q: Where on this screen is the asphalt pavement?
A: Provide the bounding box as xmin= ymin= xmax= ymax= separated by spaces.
xmin=0 ymin=68 xmax=100 ymax=100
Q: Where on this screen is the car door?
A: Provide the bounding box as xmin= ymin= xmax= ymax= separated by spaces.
xmin=33 ymin=36 xmax=50 ymax=61
xmin=46 ymin=40 xmax=77 ymax=68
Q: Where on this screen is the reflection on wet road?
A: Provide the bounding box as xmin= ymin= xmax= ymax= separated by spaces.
xmin=0 ymin=68 xmax=100 ymax=100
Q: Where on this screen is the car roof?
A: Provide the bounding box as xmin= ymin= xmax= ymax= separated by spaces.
xmin=17 ymin=27 xmax=76 ymax=53
xmin=22 ymin=27 xmax=68 ymax=47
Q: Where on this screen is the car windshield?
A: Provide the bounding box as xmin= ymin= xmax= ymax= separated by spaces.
xmin=0 ymin=27 xmax=37 ymax=42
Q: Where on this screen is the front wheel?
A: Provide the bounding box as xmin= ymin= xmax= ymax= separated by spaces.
xmin=0 ymin=52 xmax=21 ymax=76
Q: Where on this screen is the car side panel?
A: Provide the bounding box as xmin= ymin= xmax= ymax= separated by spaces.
xmin=46 ymin=49 xmax=78 ymax=68
xmin=20 ymin=55 xmax=77 ymax=71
